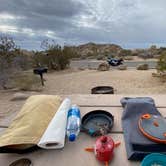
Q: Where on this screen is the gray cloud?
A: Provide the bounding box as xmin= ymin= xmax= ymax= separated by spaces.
xmin=0 ymin=0 xmax=84 ymax=17
xmin=0 ymin=0 xmax=166 ymax=49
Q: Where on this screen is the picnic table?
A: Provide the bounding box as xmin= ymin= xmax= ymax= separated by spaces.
xmin=0 ymin=94 xmax=165 ymax=166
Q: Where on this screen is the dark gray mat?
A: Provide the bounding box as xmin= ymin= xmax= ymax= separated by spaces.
xmin=121 ymin=97 xmax=166 ymax=160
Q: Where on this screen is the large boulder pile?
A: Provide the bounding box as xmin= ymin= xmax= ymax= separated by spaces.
xmin=73 ymin=42 xmax=122 ymax=58
xmin=137 ymin=64 xmax=149 ymax=70
xmin=97 ymin=62 xmax=110 ymax=71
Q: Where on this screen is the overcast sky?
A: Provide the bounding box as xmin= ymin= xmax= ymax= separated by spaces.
xmin=0 ymin=0 xmax=166 ymax=50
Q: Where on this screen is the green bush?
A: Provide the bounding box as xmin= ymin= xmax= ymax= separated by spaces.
xmin=33 ymin=43 xmax=74 ymax=70
xmin=46 ymin=45 xmax=71 ymax=70
xmin=157 ymin=52 xmax=166 ymax=73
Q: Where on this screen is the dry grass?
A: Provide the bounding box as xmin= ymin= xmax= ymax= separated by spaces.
xmin=11 ymin=71 xmax=43 ymax=91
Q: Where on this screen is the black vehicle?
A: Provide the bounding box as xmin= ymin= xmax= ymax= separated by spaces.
xmin=107 ymin=58 xmax=124 ymax=66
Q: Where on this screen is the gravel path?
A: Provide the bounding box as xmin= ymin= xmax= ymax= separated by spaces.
xmin=70 ymin=60 xmax=157 ymax=69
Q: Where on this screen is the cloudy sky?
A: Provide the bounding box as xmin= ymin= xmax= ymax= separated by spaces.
xmin=0 ymin=0 xmax=166 ymax=50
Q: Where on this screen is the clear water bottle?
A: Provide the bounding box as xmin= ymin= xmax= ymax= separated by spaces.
xmin=66 ymin=105 xmax=81 ymax=142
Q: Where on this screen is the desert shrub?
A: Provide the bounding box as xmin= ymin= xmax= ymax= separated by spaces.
xmin=33 ymin=41 xmax=75 ymax=70
xmin=45 ymin=45 xmax=71 ymax=70
xmin=157 ymin=51 xmax=166 ymax=73
xmin=32 ymin=51 xmax=47 ymax=68
xmin=119 ymin=49 xmax=132 ymax=57
xmin=86 ymin=52 xmax=94 ymax=57
xmin=138 ymin=53 xmax=154 ymax=59
xmin=137 ymin=64 xmax=149 ymax=70
xmin=80 ymin=55 xmax=87 ymax=59
xmin=0 ymin=36 xmax=19 ymax=89
xmin=0 ymin=36 xmax=33 ymax=89
xmin=149 ymin=45 xmax=159 ymax=55
xmin=97 ymin=54 xmax=105 ymax=60
xmin=158 ymin=47 xmax=166 ymax=55
xmin=107 ymin=54 xmax=115 ymax=58
xmin=11 ymin=72 xmax=42 ymax=91
xmin=13 ymin=54 xmax=32 ymax=70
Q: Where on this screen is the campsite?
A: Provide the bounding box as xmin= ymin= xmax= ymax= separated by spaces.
xmin=0 ymin=0 xmax=166 ymax=165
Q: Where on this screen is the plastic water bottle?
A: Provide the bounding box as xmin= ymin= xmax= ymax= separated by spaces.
xmin=66 ymin=105 xmax=81 ymax=142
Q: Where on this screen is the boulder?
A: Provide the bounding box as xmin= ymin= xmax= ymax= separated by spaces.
xmin=97 ymin=63 xmax=110 ymax=71
xmin=137 ymin=64 xmax=149 ymax=70
xmin=118 ymin=65 xmax=127 ymax=70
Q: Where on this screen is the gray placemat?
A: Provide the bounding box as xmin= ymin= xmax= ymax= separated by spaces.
xmin=121 ymin=97 xmax=166 ymax=160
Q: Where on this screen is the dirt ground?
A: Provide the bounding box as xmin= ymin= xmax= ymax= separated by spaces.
xmin=43 ymin=69 xmax=166 ymax=95
xmin=0 ymin=69 xmax=165 ymax=122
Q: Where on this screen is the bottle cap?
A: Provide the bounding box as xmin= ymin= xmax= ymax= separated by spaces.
xmin=69 ymin=134 xmax=76 ymax=142
xmin=71 ymin=104 xmax=78 ymax=108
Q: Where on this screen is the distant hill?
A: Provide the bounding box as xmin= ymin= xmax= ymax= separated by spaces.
xmin=70 ymin=42 xmax=122 ymax=57
xmin=69 ymin=43 xmax=162 ymax=59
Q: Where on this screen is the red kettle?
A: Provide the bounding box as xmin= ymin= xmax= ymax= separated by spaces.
xmin=85 ymin=135 xmax=120 ymax=166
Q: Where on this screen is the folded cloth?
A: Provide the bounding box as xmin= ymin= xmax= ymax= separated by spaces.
xmin=38 ymin=98 xmax=71 ymax=149
xmin=121 ymin=97 xmax=166 ymax=161
xmin=0 ymin=95 xmax=63 ymax=153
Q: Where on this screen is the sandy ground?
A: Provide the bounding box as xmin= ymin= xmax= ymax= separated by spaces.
xmin=43 ymin=69 xmax=166 ymax=95
xmin=0 ymin=69 xmax=165 ymax=122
